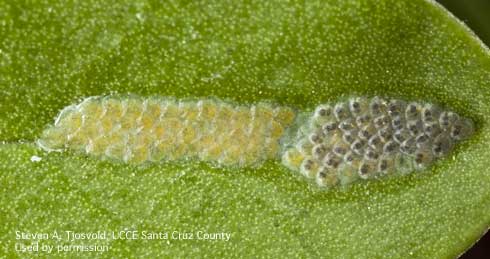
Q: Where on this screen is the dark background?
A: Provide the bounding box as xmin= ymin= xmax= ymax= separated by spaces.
xmin=436 ymin=0 xmax=489 ymax=258
xmin=437 ymin=0 xmax=490 ymax=47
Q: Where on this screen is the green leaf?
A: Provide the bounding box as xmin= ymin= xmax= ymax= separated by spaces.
xmin=1 ymin=0 xmax=489 ymax=258
xmin=437 ymin=0 xmax=490 ymax=47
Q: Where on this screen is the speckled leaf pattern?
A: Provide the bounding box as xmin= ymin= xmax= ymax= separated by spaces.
xmin=1 ymin=0 xmax=490 ymax=258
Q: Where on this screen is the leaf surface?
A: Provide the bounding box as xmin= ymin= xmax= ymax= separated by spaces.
xmin=1 ymin=0 xmax=490 ymax=258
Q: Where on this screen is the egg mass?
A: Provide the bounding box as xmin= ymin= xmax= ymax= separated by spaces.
xmin=281 ymin=96 xmax=474 ymax=188
xmin=38 ymin=95 xmax=474 ymax=189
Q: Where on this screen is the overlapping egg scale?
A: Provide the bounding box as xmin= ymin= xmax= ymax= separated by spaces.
xmin=281 ymin=96 xmax=474 ymax=188
xmin=37 ymin=96 xmax=296 ymax=166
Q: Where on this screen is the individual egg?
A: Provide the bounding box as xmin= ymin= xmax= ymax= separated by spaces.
xmin=316 ymin=167 xmax=339 ymax=188
xmin=421 ymin=104 xmax=441 ymax=123
xmin=180 ymin=100 xmax=202 ymax=121
xmin=106 ymin=137 xmax=129 ymax=161
xmin=431 ymin=133 xmax=454 ymax=157
xmin=311 ymin=104 xmax=334 ymax=126
xmin=387 ymin=99 xmax=405 ymax=117
xmin=377 ymin=154 xmax=395 ymax=174
xmin=102 ymin=96 xmax=126 ymax=119
xmin=197 ymin=99 xmax=219 ymax=120
xmin=358 ymin=160 xmax=377 ymax=179
xmin=312 ymin=144 xmax=328 ymax=160
xmin=337 ymin=164 xmax=361 ymax=186
xmin=350 ymin=139 xmax=366 ymax=156
xmin=36 ymin=126 xmax=70 ymax=151
xmin=368 ymin=134 xmax=383 ymax=151
xmin=323 ymin=152 xmax=341 ymax=169
xmin=393 ymin=129 xmax=410 ymax=144
xmin=378 ymin=126 xmax=393 ymax=143
xmin=123 ymin=97 xmax=145 ymax=126
xmin=161 ymin=99 xmax=181 ymax=118
xmin=405 ymin=102 xmax=420 ymax=120
xmin=373 ymin=115 xmax=390 ymax=129
xmin=407 ymin=120 xmax=423 ymax=136
xmin=414 ymin=149 xmax=434 ymax=169
xmin=450 ymin=118 xmax=474 ymax=141
xmin=296 ymin=139 xmax=314 ymax=155
xmin=363 ymin=147 xmax=380 ymax=161
xmin=281 ymin=148 xmax=305 ymax=170
xmin=334 ymin=102 xmax=350 ymax=121
xmin=391 ymin=115 xmax=405 ymax=131
xmin=322 ymin=121 xmax=339 ymax=136
xmin=342 ymin=131 xmax=357 ymax=145
xmin=300 ymin=158 xmax=319 ymax=178
xmin=355 ymin=114 xmax=371 ymax=127
xmin=78 ymin=97 xmax=105 ymax=121
xmin=415 ymin=133 xmax=430 ymax=148
xmin=423 ymin=121 xmax=441 ymax=138
xmin=338 ymin=119 xmax=356 ymax=132
xmin=369 ymin=97 xmax=386 ymax=117
xmin=332 ymin=142 xmax=348 ymax=157
xmin=393 ymin=153 xmax=416 ymax=174
xmin=323 ymin=131 xmax=343 ymax=147
xmin=358 ymin=124 xmax=376 ymax=140
xmin=439 ymin=111 xmax=458 ymax=130
xmin=274 ymin=107 xmax=296 ymax=126
xmin=400 ymin=138 xmax=417 ymax=155
xmin=343 ymin=151 xmax=356 ymax=164
xmin=349 ymin=97 xmax=369 ymax=116
xmin=308 ymin=132 xmax=324 ymax=144
xmin=382 ymin=140 xmax=399 ymax=154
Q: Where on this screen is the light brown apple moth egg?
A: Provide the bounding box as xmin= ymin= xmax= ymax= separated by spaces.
xmin=37 ymin=95 xmax=296 ymax=167
xmin=38 ymin=95 xmax=474 ymax=189
xmin=281 ymin=96 xmax=474 ymax=188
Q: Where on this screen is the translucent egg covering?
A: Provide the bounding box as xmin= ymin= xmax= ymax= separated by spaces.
xmin=38 ymin=95 xmax=474 ymax=188
xmin=281 ymin=96 xmax=474 ymax=188
xmin=37 ymin=95 xmax=296 ymax=167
